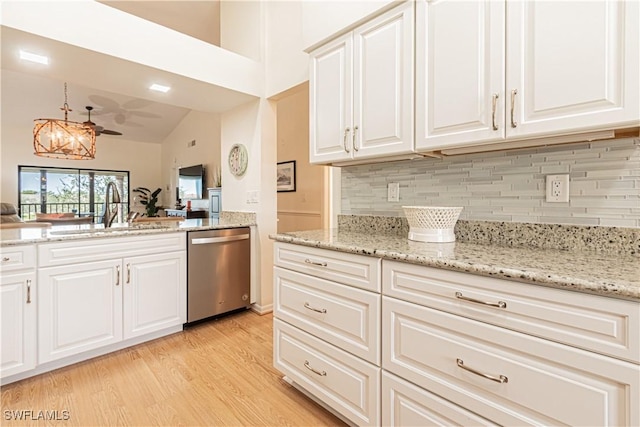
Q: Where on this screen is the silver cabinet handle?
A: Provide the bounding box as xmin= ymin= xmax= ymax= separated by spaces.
xmin=115 ymin=265 xmax=120 ymax=286
xmin=455 ymin=292 xmax=506 ymax=309
xmin=352 ymin=125 xmax=359 ymax=151
xmin=491 ymin=93 xmax=499 ymax=131
xmin=510 ymin=89 xmax=518 ymax=128
xmin=126 ymin=263 xmax=131 ymax=284
xmin=2 ymin=257 xmax=9 ymax=262
xmin=304 ymin=258 xmax=327 ymax=267
xmin=457 ymin=358 xmax=508 ymax=384
xmin=343 ymin=127 xmax=351 ymax=153
xmin=304 ymin=360 xmax=327 ymax=376
xmin=304 ymin=302 xmax=327 ymax=314
xmin=26 ymin=279 xmax=32 ymax=304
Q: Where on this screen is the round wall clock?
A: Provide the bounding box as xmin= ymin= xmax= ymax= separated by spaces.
xmin=228 ymin=143 xmax=248 ymax=177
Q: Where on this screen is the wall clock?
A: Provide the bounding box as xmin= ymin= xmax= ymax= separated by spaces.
xmin=228 ymin=143 xmax=248 ymax=177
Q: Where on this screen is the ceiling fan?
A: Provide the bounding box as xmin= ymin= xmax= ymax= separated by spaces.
xmin=83 ymin=106 xmax=123 ymax=136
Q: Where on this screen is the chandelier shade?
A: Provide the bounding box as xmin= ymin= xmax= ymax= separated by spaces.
xmin=33 ymin=83 xmax=96 ymax=160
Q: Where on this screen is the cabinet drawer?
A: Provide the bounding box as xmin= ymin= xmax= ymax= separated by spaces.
xmin=383 ymin=260 xmax=640 ymax=363
xmin=274 ymin=319 xmax=380 ymax=426
xmin=274 ymin=242 xmax=380 ymax=292
xmin=274 ymin=267 xmax=380 ymax=365
xmin=38 ymin=233 xmax=186 ymax=267
xmin=383 ymin=297 xmax=640 ymax=427
xmin=382 ymin=371 xmax=496 ymax=427
xmin=0 ymin=245 xmax=36 ymax=272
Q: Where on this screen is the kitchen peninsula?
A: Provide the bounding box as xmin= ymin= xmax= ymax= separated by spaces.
xmin=0 ymin=213 xmax=256 ymax=385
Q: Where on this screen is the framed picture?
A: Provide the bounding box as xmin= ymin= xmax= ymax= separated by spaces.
xmin=277 ymin=160 xmax=296 ymax=192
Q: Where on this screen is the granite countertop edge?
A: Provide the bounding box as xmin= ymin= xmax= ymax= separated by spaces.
xmin=270 ymin=232 xmax=640 ymax=303
xmin=0 ymin=220 xmax=255 ymax=247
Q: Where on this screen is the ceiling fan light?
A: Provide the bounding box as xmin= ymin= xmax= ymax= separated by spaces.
xmin=149 ymin=83 xmax=170 ymax=93
xmin=33 ymin=83 xmax=96 ymax=160
xmin=20 ymin=50 xmax=49 ymax=65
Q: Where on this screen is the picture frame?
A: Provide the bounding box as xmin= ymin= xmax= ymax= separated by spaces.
xmin=277 ymin=160 xmax=296 ymax=192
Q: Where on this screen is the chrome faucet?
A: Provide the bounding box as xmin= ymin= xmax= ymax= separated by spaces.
xmin=102 ymin=181 xmax=122 ymax=227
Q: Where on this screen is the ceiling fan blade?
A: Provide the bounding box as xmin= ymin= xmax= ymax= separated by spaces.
xmin=100 ymin=129 xmax=123 ymax=136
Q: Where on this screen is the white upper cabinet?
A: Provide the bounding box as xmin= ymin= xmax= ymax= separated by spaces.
xmin=416 ymin=0 xmax=640 ymax=152
xmin=416 ymin=0 xmax=506 ymax=149
xmin=310 ymin=2 xmax=414 ymax=164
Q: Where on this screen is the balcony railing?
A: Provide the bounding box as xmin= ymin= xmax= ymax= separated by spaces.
xmin=19 ymin=202 xmax=130 ymax=224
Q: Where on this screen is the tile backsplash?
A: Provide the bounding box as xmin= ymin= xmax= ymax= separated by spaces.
xmin=341 ymin=138 xmax=640 ymax=227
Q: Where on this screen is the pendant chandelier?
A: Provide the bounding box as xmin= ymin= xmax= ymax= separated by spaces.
xmin=33 ymin=83 xmax=96 ymax=160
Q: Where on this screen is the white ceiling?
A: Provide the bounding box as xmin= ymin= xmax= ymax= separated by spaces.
xmin=0 ymin=1 xmax=257 ymax=145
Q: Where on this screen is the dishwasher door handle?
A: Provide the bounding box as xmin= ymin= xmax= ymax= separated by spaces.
xmin=191 ymin=234 xmax=250 ymax=245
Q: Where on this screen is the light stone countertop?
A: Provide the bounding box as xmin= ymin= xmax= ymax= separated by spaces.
xmin=0 ymin=217 xmax=255 ymax=247
xmin=270 ymin=229 xmax=640 ymax=302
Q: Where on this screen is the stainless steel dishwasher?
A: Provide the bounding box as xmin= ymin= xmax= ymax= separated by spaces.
xmin=187 ymin=227 xmax=251 ymax=323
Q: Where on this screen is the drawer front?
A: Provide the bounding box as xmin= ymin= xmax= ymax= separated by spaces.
xmin=382 ymin=371 xmax=496 ymax=427
xmin=38 ymin=233 xmax=186 ymax=267
xmin=274 ymin=319 xmax=380 ymax=426
xmin=383 ymin=297 xmax=640 ymax=427
xmin=0 ymin=245 xmax=36 ymax=272
xmin=274 ymin=267 xmax=380 ymax=365
xmin=383 ymin=260 xmax=640 ymax=363
xmin=274 ymin=242 xmax=380 ymax=292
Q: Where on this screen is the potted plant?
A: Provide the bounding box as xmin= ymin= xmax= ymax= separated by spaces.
xmin=133 ymin=187 xmax=162 ymax=217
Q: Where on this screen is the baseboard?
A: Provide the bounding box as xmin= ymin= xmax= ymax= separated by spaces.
xmin=251 ymin=303 xmax=273 ymax=315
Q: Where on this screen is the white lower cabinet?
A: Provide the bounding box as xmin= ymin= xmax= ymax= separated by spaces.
xmin=31 ymin=233 xmax=186 ymax=376
xmin=273 ymin=242 xmax=381 ymax=426
xmin=382 ymin=371 xmax=495 ymax=427
xmin=274 ymin=319 xmax=380 ymax=426
xmin=1 ymin=271 xmax=36 ymax=378
xmin=123 ymin=252 xmax=186 ymax=340
xmin=38 ymin=259 xmax=123 ymax=363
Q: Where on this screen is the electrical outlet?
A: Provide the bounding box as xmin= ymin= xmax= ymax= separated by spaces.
xmin=387 ymin=183 xmax=400 ymax=202
xmin=546 ymin=174 xmax=569 ymax=203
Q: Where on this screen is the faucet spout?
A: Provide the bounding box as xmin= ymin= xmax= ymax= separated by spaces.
xmin=102 ymin=181 xmax=121 ymax=227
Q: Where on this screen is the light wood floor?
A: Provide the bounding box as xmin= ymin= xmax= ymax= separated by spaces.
xmin=1 ymin=311 xmax=347 ymax=427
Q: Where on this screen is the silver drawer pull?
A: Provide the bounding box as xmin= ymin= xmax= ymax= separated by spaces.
xmin=455 ymin=292 xmax=506 ymax=309
xmin=26 ymin=279 xmax=32 ymax=304
xmin=115 ymin=265 xmax=121 ymax=286
xmin=304 ymin=360 xmax=326 ymax=376
xmin=456 ymin=358 xmax=508 ymax=384
xmin=304 ymin=258 xmax=327 ymax=267
xmin=304 ymin=302 xmax=327 ymax=314
xmin=2 ymin=257 xmax=10 ymax=262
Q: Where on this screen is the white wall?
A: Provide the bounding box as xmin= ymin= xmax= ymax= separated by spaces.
xmin=220 ymin=0 xmax=263 ymax=62
xmin=160 ymin=110 xmax=221 ymax=207
xmin=221 ymin=99 xmax=277 ymax=314
xmin=0 ymin=123 xmax=162 ymax=207
xmin=265 ymin=0 xmax=309 ymax=98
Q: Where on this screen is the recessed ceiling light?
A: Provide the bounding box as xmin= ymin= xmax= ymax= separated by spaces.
xmin=19 ymin=50 xmax=49 ymax=65
xmin=149 ymin=83 xmax=171 ymax=93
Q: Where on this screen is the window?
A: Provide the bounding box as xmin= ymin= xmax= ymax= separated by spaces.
xmin=18 ymin=166 xmax=130 ymax=223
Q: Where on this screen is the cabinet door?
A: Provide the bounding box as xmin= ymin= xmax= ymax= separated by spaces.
xmin=353 ymin=2 xmax=414 ymax=158
xmin=309 ymin=33 xmax=353 ymax=164
xmin=38 ymin=260 xmax=123 ymax=363
xmin=1 ymin=272 xmax=36 ymax=378
xmin=416 ymin=0 xmax=505 ymax=151
xmin=506 ymin=0 xmax=640 ymax=138
xmin=123 ymin=251 xmax=186 ymax=340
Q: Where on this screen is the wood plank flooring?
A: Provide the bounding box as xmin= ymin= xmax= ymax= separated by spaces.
xmin=1 ymin=311 xmax=347 ymax=427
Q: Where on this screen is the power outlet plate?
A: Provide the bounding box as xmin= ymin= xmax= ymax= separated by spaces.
xmin=387 ymin=183 xmax=399 ymax=202
xmin=546 ymin=174 xmax=569 ymax=203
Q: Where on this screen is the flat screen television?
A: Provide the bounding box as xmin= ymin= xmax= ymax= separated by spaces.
xmin=178 ymin=164 xmax=205 ymax=199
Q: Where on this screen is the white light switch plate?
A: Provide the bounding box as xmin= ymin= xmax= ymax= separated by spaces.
xmin=388 ymin=183 xmax=399 ymax=202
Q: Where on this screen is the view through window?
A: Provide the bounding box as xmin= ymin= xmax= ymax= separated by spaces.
xmin=18 ymin=166 xmax=130 ymax=223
